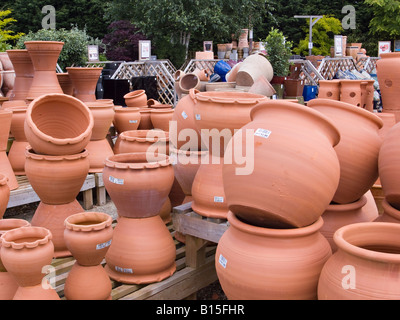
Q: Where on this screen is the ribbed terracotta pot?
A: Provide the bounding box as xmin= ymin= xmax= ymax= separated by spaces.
xmin=150 ymin=109 xmax=174 ymax=132
xmin=216 ymin=212 xmax=331 ymax=300
xmin=57 ymin=73 xmax=74 ymax=95
xmin=376 ymin=52 xmax=400 ymax=111
xmin=113 ymin=106 xmax=141 ymax=134
xmin=223 ymin=100 xmax=341 ymax=228
xmin=113 ymin=129 xmax=169 ymax=155
xmin=123 ymin=89 xmax=147 ymax=108
xmin=309 ymin=98 xmax=383 ymax=204
xmin=102 ymin=153 xmax=174 ymax=218
xmin=24 ymin=93 xmax=94 ymax=156
xmin=24 ymin=41 xmax=64 ymax=100
xmin=318 ymin=222 xmax=400 ymax=300
xmin=66 ymin=67 xmax=103 ymax=102
xmin=0 ymin=174 xmax=10 ymax=219
xmin=0 ymin=226 xmax=60 ymax=300
xmin=6 ymin=49 xmax=34 ymax=101
xmin=318 ymin=79 xmax=341 ymax=100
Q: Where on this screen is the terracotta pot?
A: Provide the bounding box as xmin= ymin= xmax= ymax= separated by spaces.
xmin=284 ymin=78 xmax=305 ymax=97
xmin=66 ymin=67 xmax=103 ymax=102
xmin=238 ymin=29 xmax=249 ymax=49
xmin=85 ymin=101 xmax=115 ymax=140
xmin=236 ymin=53 xmax=274 ymax=86
xmin=223 ymin=100 xmax=340 ymax=228
xmin=248 ymin=75 xmax=276 ymax=97
xmin=0 ymin=226 xmax=60 ymax=300
xmin=123 ymin=89 xmax=147 ymax=108
xmin=57 ymin=73 xmax=74 ymax=96
xmin=25 ymin=148 xmax=89 ymax=204
xmin=216 ymin=212 xmax=331 ymax=300
xmin=178 ymin=73 xmax=201 ymax=96
xmin=0 ymin=109 xmax=12 ymax=151
xmin=0 ymin=151 xmax=18 ymax=191
xmin=0 ymin=174 xmax=10 ymax=219
xmin=138 ymin=107 xmax=154 ymax=130
xmin=375 ymin=198 xmax=400 ymax=223
xmin=24 ymin=93 xmax=94 ymax=156
xmin=7 ymin=141 xmax=30 ymax=176
xmin=6 ymin=49 xmax=34 ymax=101
xmin=4 ymin=103 xmax=27 ymax=141
xmin=113 ymin=106 xmax=141 ymax=134
xmin=174 ymin=70 xmax=185 ymax=100
xmin=86 ymin=139 xmax=114 ymax=173
xmin=150 ymin=109 xmax=174 ymax=131
xmin=104 ymin=215 xmax=176 ymax=284
xmin=225 ymin=62 xmax=242 ymax=82
xmin=376 ymin=52 xmax=400 ymax=111
xmin=113 ymin=129 xmax=169 ymax=155
xmin=24 ymin=41 xmax=64 ymax=100
xmin=103 ymin=152 xmax=174 ymax=218
xmin=318 ymin=80 xmax=341 ymax=100
xmin=361 ymin=80 xmax=375 ymax=112
xmin=146 ymin=99 xmax=162 ymax=108
xmin=339 ymin=79 xmax=363 ymax=107
xmin=318 ymin=222 xmax=400 ymax=300
xmin=377 ymin=112 xmax=396 ymax=140
xmin=308 ymin=98 xmax=383 ymax=204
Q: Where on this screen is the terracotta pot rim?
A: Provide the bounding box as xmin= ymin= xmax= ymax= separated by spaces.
xmin=114 ymin=106 xmax=140 ymax=112
xmin=6 ymin=49 xmax=28 ymax=53
xmin=25 ymin=93 xmax=94 ymax=146
xmin=328 ymin=195 xmax=367 ymax=212
xmin=150 ymin=109 xmax=174 ymax=114
xmin=3 ymin=106 xmax=27 ymax=112
xmin=104 ymin=152 xmax=171 ymax=169
xmin=380 ymin=52 xmax=400 ymax=59
xmin=227 ymin=211 xmax=324 ymax=238
xmin=119 ymin=129 xmax=169 ymax=143
xmin=193 ymin=90 xmax=266 ymax=105
xmin=0 ymin=219 xmax=31 ymax=236
xmin=1 ymin=226 xmax=52 ymax=250
xmin=0 ymin=173 xmax=8 ymax=186
xmin=66 ymin=67 xmax=103 ymax=71
xmin=25 ymin=147 xmax=89 ymax=161
xmin=0 ymin=109 xmax=12 ymax=117
xmin=169 ymin=145 xmax=209 ymax=155
xmin=64 ymin=211 xmax=112 ymax=232
xmin=334 ymin=222 xmax=400 ymax=263
xmin=149 ymin=104 xmax=173 ymax=109
xmin=139 ymin=108 xmax=152 ymax=113
xmin=24 ymin=40 xmax=64 ymax=45
xmin=123 ymin=90 xmax=146 ymax=100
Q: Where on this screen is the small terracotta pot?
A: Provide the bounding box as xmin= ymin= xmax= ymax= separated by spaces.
xmin=113 ymin=106 xmax=141 ymax=133
xmin=0 ymin=174 xmax=10 ymax=219
xmin=7 ymin=141 xmax=29 ymax=176
xmin=85 ymin=101 xmax=115 ymax=140
xmin=138 ymin=107 xmax=154 ymax=130
xmin=113 ymin=129 xmax=169 ymax=155
xmin=150 ymin=109 xmax=174 ymax=132
xmin=146 ymin=99 xmax=162 ymax=108
xmin=123 ymin=89 xmax=147 ymax=108
xmin=6 ymin=49 xmax=34 ymax=101
xmin=318 ymin=80 xmax=341 ymax=100
xmin=24 ymin=93 xmax=94 ymax=156
xmin=66 ymin=67 xmax=103 ymax=102
xmin=178 ymin=73 xmax=201 ymax=96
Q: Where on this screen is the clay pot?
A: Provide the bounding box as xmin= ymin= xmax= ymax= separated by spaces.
xmin=138 ymin=107 xmax=154 ymax=130
xmin=66 ymin=67 xmax=103 ymax=102
xmin=236 ymin=53 xmax=274 ymax=86
xmin=0 ymin=174 xmax=10 ymax=219
xmin=150 ymin=109 xmax=174 ymax=131
xmin=24 ymin=93 xmax=94 ymax=156
xmin=0 ymin=226 xmax=60 ymax=300
xmin=192 ymin=68 xmax=210 ymax=82
xmin=339 ymin=79 xmax=363 ymax=107
xmin=284 ymin=78 xmax=305 ymax=97
xmin=318 ymin=79 xmax=341 ymax=100
xmin=361 ymin=80 xmax=375 ymax=111
xmin=102 ymin=152 xmax=174 ymax=218
xmin=6 ymin=49 xmax=34 ymax=101
xmin=57 ymin=73 xmax=74 ymax=96
xmin=216 ymin=212 xmax=332 ymax=300
xmin=63 ymin=211 xmax=113 ymax=300
xmin=123 ymin=89 xmax=147 ymax=108
xmin=375 ymin=198 xmax=400 ymax=223
xmin=113 ymin=129 xmax=169 ymax=155
xmin=86 ymin=139 xmax=114 ymax=173
xmin=223 ymin=100 xmax=341 ymax=228
xmin=376 ymin=52 xmax=400 ymax=111
xmin=377 ymin=112 xmax=396 ymax=140
xmin=318 ymin=222 xmax=400 ymax=300
xmin=248 ymin=75 xmax=276 ymax=97
xmin=178 ymin=73 xmax=201 ymax=96
xmin=24 ymin=41 xmax=64 ymax=100
xmin=146 ymin=99 xmax=162 ymax=108
xmin=308 ymin=98 xmax=383 ymax=204
xmin=0 ymin=151 xmax=18 ymax=191
xmin=0 ymin=109 xmax=12 ymax=151
xmin=113 ymin=106 xmax=141 ymax=134
xmin=104 ymin=215 xmax=176 ymax=284
xmin=85 ymin=101 xmax=115 ymax=140
xmin=174 ymin=70 xmax=185 ymax=100
xmin=225 ymin=62 xmax=242 ymax=82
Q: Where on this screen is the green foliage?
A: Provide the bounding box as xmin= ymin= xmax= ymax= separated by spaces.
xmin=293 ymin=15 xmax=343 ymax=56
xmin=15 ymin=26 xmax=92 ymax=70
xmin=0 ymin=9 xmax=24 ymax=51
xmin=365 ymin=0 xmax=400 ymax=40
xmin=153 ymin=36 xmax=187 ymax=69
xmin=263 ymin=28 xmax=293 ymax=76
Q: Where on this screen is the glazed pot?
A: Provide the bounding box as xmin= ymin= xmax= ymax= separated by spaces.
xmin=150 ymin=109 xmax=174 ymax=132
xmin=339 ymin=79 xmax=363 ymax=107
xmin=318 ymin=79 xmax=341 ymax=100
xmin=86 ymin=139 xmax=114 ymax=173
xmin=318 ymin=222 xmax=400 ymax=300
xmin=102 ymin=152 xmax=174 ymax=218
xmin=113 ymin=129 xmax=169 ymax=155
xmin=235 ymin=53 xmax=274 ymax=86
xmin=376 ymin=52 xmax=400 ymax=111
xmin=66 ymin=67 xmax=103 ymax=102
xmin=6 ymin=49 xmax=34 ymax=101
xmin=113 ymin=106 xmax=141 ymax=134
xmin=104 ymin=215 xmax=176 ymax=284
xmin=216 ymin=212 xmax=332 ymax=300
xmin=223 ymin=100 xmax=341 ymax=228
xmin=0 ymin=174 xmax=10 ymax=219
xmin=138 ymin=107 xmax=154 ymax=130
xmin=24 ymin=93 xmax=94 ymax=156
xmin=24 ymin=41 xmax=64 ymax=100
xmin=57 ymin=73 xmax=74 ymax=96
xmin=123 ymin=89 xmax=147 ymax=108
xmin=308 ymin=98 xmax=383 ymax=204
xmin=85 ymin=101 xmax=115 ymax=140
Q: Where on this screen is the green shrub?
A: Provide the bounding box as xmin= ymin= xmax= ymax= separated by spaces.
xmin=263 ymin=28 xmax=293 ymax=77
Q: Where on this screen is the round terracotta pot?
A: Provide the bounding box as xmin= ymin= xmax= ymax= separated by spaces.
xmin=375 ymin=198 xmax=400 ymax=223
xmin=377 ymin=52 xmax=400 ymax=111
xmin=377 ymin=112 xmax=396 ymax=141
xmin=146 ymin=99 xmax=162 ymax=108
xmin=113 ymin=129 xmax=169 ymax=155
xmin=123 ymin=90 xmax=147 ymax=108
xmin=308 ymin=98 xmax=383 ymax=204
xmin=66 ymin=67 xmax=103 ymax=102
xmin=223 ymin=100 xmax=341 ymax=228
xmin=178 ymin=73 xmax=201 ymax=96
xmin=113 ymin=106 xmax=141 ymax=134
xmin=6 ymin=49 xmax=34 ymax=101
xmin=339 ymin=79 xmax=363 ymax=107
xmin=216 ymin=212 xmax=331 ymax=300
xmin=57 ymin=73 xmax=74 ymax=96
xmin=24 ymin=41 xmax=64 ymax=100
xmin=318 ymin=222 xmax=400 ymax=300
xmin=86 ymin=139 xmax=114 ymax=173
xmin=138 ymin=107 xmax=153 ymax=130
xmin=24 ymin=93 xmax=94 ymax=156
xmin=102 ymin=152 xmax=174 ymax=218
xmin=25 ymin=148 xmax=90 ymax=205
xmin=104 ymin=215 xmax=176 ymax=284
xmin=0 ymin=174 xmax=10 ymax=219
xmin=150 ymin=109 xmax=174 ymax=132
xmin=318 ymin=79 xmax=341 ymax=100
xmin=85 ymin=101 xmax=115 ymax=140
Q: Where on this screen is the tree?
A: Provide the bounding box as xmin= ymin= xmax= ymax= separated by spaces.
xmin=0 ymin=9 xmax=24 ymax=51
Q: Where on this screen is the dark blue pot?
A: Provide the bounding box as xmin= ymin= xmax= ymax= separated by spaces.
xmin=214 ymin=60 xmax=232 ymax=82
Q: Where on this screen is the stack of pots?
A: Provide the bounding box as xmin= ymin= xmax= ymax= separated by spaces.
xmin=24 ymin=93 xmax=94 ymax=258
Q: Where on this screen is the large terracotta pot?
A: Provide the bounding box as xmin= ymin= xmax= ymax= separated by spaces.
xmin=24 ymin=93 xmax=94 ymax=156
xmin=0 ymin=226 xmax=60 ymax=300
xmin=63 ymin=211 xmax=113 ymax=300
xmin=6 ymin=49 xmax=34 ymax=101
xmin=66 ymin=67 xmax=103 ymax=102
xmin=24 ymin=41 xmax=64 ymax=100
xmin=113 ymin=106 xmax=141 ymax=134
xmin=318 ymin=222 xmax=400 ymax=300
xmin=123 ymin=89 xmax=147 ymax=108
xmin=223 ymin=100 xmax=341 ymax=228
xmin=339 ymin=79 xmax=363 ymax=107
xmin=318 ymin=79 xmax=341 ymax=100
xmin=235 ymin=53 xmax=274 ymax=86
xmin=104 ymin=215 xmax=176 ymax=284
xmin=0 ymin=173 xmax=10 ymax=219
xmin=113 ymin=129 xmax=169 ymax=155
xmin=102 ymin=152 xmax=174 ymax=218
xmin=308 ymin=98 xmax=383 ymax=204
xmin=376 ymin=52 xmax=400 ymax=111
xmin=216 ymin=212 xmax=332 ymax=300
xmin=150 ymin=109 xmax=174 ymax=132
xmin=57 ymin=73 xmax=74 ymax=96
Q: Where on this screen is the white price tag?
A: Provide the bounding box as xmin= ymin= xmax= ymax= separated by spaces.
xmin=254 ymin=128 xmax=272 ymax=139
xmin=195 ymin=114 xmax=201 ymax=120
xmin=219 ymin=254 xmax=227 ymax=268
xmin=109 ymin=176 xmax=124 ymax=185
xmin=214 ymin=196 xmax=224 ymax=203
xmin=96 ymin=239 xmax=112 ymax=250
xmin=129 ymin=120 xmax=138 ymax=123
xmin=181 ymin=111 xmax=188 ymax=119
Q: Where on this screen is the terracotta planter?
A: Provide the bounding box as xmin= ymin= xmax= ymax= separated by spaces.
xmin=0 ymin=151 xmax=18 ymax=191
xmin=216 ymin=212 xmax=331 ymax=300
xmin=318 ymin=222 xmax=400 ymax=300
xmin=284 ymin=78 xmax=305 ymax=97
xmin=6 ymin=49 xmax=34 ymax=101
xmin=377 ymin=112 xmax=396 ymax=140
xmin=223 ymin=100 xmax=340 ymax=228
xmin=113 ymin=129 xmax=169 ymax=155
xmin=178 ymin=73 xmax=201 ymax=96
xmin=248 ymin=75 xmax=276 ymax=97
xmin=174 ymin=70 xmax=185 ymax=100
xmin=236 ymin=53 xmax=274 ymax=86
xmin=339 ymin=79 xmax=363 ymax=107
xmin=150 ymin=109 xmax=174 ymax=131
xmin=361 ymin=80 xmax=375 ymax=112
xmin=7 ymin=141 xmax=30 ymax=176
xmin=146 ymin=99 xmax=162 ymax=108
xmin=377 ymin=53 xmax=400 ymax=112
xmin=57 ymin=73 xmax=74 ymax=96
xmin=0 ymin=174 xmax=10 ymax=219
xmin=318 ymin=79 xmax=341 ymax=100
xmin=24 ymin=41 xmax=64 ymax=100
xmin=86 ymin=139 xmax=114 ymax=173
xmin=308 ymin=98 xmax=383 ymax=204
xmin=0 ymin=226 xmax=60 ymax=300
xmin=375 ymin=198 xmax=400 ymax=223
xmin=63 ymin=211 xmax=113 ymax=300
xmin=104 ymin=215 xmax=176 ymax=284
xmin=66 ymin=67 xmax=103 ymax=102
xmin=113 ymin=106 xmax=141 ymax=134
xmin=123 ymin=89 xmax=147 ymax=108
xmin=138 ymin=107 xmax=154 ymax=130
xmin=85 ymin=101 xmax=115 ymax=140
xmin=0 ymin=109 xmax=12 ymax=151
xmin=24 ymin=93 xmax=94 ymax=156
xmin=102 ymin=153 xmax=174 ymax=218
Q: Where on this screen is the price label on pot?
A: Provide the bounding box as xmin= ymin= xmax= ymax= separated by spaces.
xmin=96 ymin=239 xmax=112 ymax=250
xmin=214 ymin=196 xmax=224 ymax=203
xmin=115 ymin=266 xmax=133 ymax=274
xmin=109 ymin=176 xmax=124 ymax=185
xmin=195 ymin=114 xmax=201 ymax=120
xmin=254 ymin=128 xmax=272 ymax=139
xmin=181 ymin=111 xmax=188 ymax=119
xmin=129 ymin=120 xmax=138 ymax=123
xmin=219 ymin=254 xmax=227 ymax=268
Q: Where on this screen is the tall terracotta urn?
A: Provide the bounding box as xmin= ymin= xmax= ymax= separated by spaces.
xmin=376 ymin=52 xmax=400 ymax=112
xmin=6 ymin=49 xmax=34 ymax=101
xmin=0 ymin=109 xmax=18 ymax=190
xmin=66 ymin=67 xmax=103 ymax=102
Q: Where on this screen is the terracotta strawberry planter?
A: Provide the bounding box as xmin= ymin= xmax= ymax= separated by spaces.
xmin=66 ymin=67 xmax=103 ymax=102
xmin=339 ymin=79 xmax=363 ymax=107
